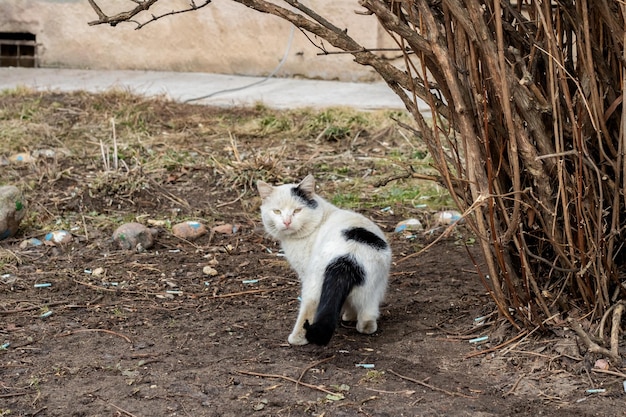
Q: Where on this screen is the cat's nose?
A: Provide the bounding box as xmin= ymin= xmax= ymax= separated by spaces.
xmin=283 ymin=218 xmax=292 ymax=227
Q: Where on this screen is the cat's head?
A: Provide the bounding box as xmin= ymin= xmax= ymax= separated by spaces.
xmin=257 ymin=175 xmax=323 ymax=240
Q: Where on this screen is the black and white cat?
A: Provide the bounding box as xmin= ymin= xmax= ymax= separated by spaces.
xmin=257 ymin=175 xmax=391 ymax=346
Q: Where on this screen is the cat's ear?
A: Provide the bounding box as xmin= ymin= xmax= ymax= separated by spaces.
xmin=298 ymin=175 xmax=316 ymax=196
xmin=257 ymin=181 xmax=274 ymax=199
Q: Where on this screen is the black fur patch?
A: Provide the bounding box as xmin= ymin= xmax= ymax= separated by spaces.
xmin=304 ymin=255 xmax=365 ymax=345
xmin=291 ymin=185 xmax=318 ymax=208
xmin=343 ymin=227 xmax=388 ymax=250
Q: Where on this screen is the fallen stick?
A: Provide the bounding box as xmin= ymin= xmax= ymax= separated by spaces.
xmin=296 ymin=355 xmax=335 ymax=389
xmin=503 ymin=374 xmax=525 ymax=397
xmin=566 ymin=317 xmax=619 ymax=362
xmin=591 ymin=368 xmax=626 ymax=378
xmin=57 ymin=328 xmax=133 ymax=344
xmin=211 ymin=287 xmax=292 ymax=298
xmin=0 ymin=301 xmax=68 ymax=315
xmin=72 ymin=279 xmax=162 ymax=296
xmin=387 ymin=369 xmax=476 ymax=399
xmin=97 ymin=397 xmax=140 ymax=417
xmin=0 ymin=391 xmax=30 ymax=398
xmin=236 ymin=370 xmax=341 ymax=396
xmin=464 ymin=329 xmax=528 ymax=359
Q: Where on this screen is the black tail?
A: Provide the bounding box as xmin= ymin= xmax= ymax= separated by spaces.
xmin=304 ymin=255 xmax=365 ymax=345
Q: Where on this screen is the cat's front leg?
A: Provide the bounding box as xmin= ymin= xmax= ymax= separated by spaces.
xmin=288 ymin=298 xmax=317 ymax=345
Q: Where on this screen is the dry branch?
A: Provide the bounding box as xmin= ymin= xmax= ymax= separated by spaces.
xmin=388 ymin=369 xmax=476 ymax=399
xmin=566 ymin=317 xmax=619 ymax=363
xmin=236 ymin=370 xmax=341 ymax=396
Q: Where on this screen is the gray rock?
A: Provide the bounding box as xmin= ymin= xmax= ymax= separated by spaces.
xmin=113 ymin=222 xmax=155 ymax=251
xmin=0 ymin=185 xmax=27 ymax=240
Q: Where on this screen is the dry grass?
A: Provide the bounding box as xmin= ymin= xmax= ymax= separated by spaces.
xmin=0 ymin=89 xmax=452 ymax=242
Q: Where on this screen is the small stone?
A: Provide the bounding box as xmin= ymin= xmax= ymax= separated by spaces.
xmin=172 ymin=221 xmax=207 ymax=241
xmin=203 ymin=266 xmax=218 ymax=276
xmin=44 ymin=230 xmax=73 ymax=244
xmin=0 ymin=186 xmax=27 ymax=240
xmin=147 ymin=219 xmax=168 ymax=227
xmin=113 ymin=222 xmax=155 ymax=250
xmin=19 ymin=237 xmax=43 ymax=248
xmin=92 ymin=267 xmax=105 ymax=277
xmin=394 ymin=218 xmax=422 ymax=233
xmin=594 ymin=358 xmax=610 ymax=370
xmin=212 ymin=223 xmax=238 ymax=235
xmin=9 ymin=152 xmax=34 ymax=164
xmin=32 ymin=149 xmax=61 ymax=159
xmin=435 ymin=210 xmax=463 ymax=225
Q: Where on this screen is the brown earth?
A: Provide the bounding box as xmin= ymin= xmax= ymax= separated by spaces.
xmin=0 ymin=92 xmax=624 ymax=417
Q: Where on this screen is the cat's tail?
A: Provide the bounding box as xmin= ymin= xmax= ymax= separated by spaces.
xmin=304 ymin=255 xmax=365 ymax=345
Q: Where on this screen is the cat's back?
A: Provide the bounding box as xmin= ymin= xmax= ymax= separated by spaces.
xmin=316 ymin=205 xmax=389 ymax=255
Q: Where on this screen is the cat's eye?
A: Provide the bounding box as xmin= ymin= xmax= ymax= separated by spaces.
xmin=293 ymin=208 xmax=302 ymax=214
xmin=273 ymin=209 xmax=281 ymax=215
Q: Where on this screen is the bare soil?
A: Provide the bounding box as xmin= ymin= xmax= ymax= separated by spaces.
xmin=1 ymin=92 xmax=624 ymax=416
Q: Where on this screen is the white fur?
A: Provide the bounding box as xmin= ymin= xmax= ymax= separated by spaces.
xmin=258 ymin=175 xmax=391 ymax=345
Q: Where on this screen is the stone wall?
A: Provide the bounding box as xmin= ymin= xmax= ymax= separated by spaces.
xmin=0 ymin=0 xmax=398 ymax=82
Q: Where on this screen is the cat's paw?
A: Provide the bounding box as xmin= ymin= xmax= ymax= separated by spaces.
xmin=356 ymin=320 xmax=378 ymax=334
xmin=288 ymin=331 xmax=309 ymax=345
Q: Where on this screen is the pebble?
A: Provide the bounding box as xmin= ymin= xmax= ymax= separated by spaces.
xmin=394 ymin=218 xmax=422 ymax=233
xmin=32 ymin=148 xmax=63 ymax=159
xmin=113 ymin=222 xmax=155 ymax=250
xmin=435 ymin=210 xmax=463 ymax=225
xmin=172 ymin=221 xmax=207 ymax=241
xmin=19 ymin=237 xmax=43 ymax=248
xmin=8 ymin=152 xmax=34 ymax=164
xmin=212 ymin=223 xmax=239 ymax=234
xmin=0 ymin=185 xmax=27 ymax=240
xmin=203 ymin=266 xmax=219 ymax=276
xmin=44 ymin=230 xmax=73 ymax=244
xmin=594 ymin=359 xmax=609 ymax=370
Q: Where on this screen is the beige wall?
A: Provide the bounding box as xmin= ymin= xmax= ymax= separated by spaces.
xmin=0 ymin=0 xmax=396 ymax=82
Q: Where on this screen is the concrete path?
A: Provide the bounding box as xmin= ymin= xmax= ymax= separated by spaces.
xmin=0 ymin=68 xmax=428 ymax=112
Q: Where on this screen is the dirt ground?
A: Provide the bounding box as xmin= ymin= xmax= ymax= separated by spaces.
xmin=1 ymin=92 xmax=624 ymax=416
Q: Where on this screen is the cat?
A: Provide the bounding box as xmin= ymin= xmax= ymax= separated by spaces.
xmin=257 ymin=174 xmax=391 ymax=346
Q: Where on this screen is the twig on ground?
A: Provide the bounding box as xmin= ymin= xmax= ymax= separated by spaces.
xmin=31 ymin=406 xmax=47 ymax=416
xmin=0 ymin=301 xmax=69 ymax=315
xmin=0 ymin=391 xmax=30 ymax=398
xmin=591 ymin=368 xmax=626 ymax=378
xmin=215 ymin=189 xmax=246 ymax=208
xmin=212 ymin=287 xmax=292 ymax=298
xmin=364 ymin=387 xmax=416 ymax=395
xmin=57 ymin=328 xmax=133 ymax=344
xmin=464 ymin=329 xmax=529 ymax=359
xmin=97 ymin=396 xmax=140 ymax=417
xmin=387 ymin=369 xmax=476 ymax=398
xmin=566 ymin=317 xmax=619 ymax=362
xmin=236 ymin=370 xmax=340 ymax=396
xmin=503 ymin=374 xmax=525 ymax=397
xmin=296 ymin=355 xmax=335 ymax=390
xmin=72 ymin=279 xmax=162 ymax=296
xmin=146 ymin=177 xmax=191 ymax=209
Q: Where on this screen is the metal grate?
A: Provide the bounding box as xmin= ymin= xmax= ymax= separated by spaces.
xmin=0 ymin=32 xmax=37 ymax=67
